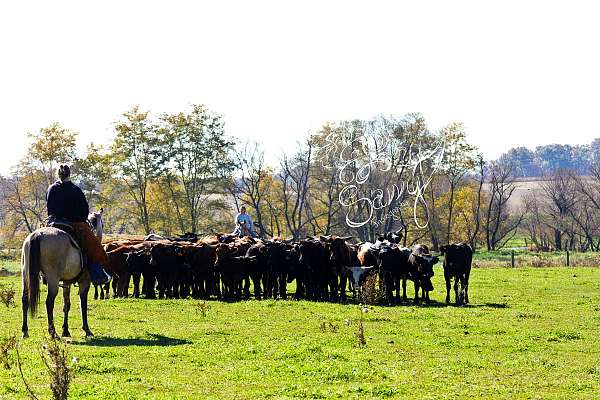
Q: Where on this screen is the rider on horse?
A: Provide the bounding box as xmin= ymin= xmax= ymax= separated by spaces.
xmin=232 ymin=206 xmax=256 ymax=238
xmin=46 ymin=165 xmax=111 ymax=285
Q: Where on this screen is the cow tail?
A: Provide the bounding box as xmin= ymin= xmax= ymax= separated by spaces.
xmin=26 ymin=232 xmax=42 ymax=316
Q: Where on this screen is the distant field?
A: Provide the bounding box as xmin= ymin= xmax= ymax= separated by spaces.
xmin=488 ymin=176 xmax=594 ymax=211
xmin=1 ymin=264 xmax=599 ymax=399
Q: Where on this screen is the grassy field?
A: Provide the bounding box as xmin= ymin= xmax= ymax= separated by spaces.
xmin=1 ymin=261 xmax=599 ymax=399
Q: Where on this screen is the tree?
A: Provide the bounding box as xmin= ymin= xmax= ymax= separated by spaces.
xmin=540 ymin=169 xmax=578 ymax=250
xmin=28 ymin=123 xmax=78 ymax=185
xmin=484 ymin=161 xmax=524 ymax=250
xmin=0 ymin=123 xmax=79 ymax=235
xmin=159 ymin=104 xmax=235 ymax=234
xmin=280 ymin=140 xmax=313 ymax=239
xmin=110 ymin=106 xmax=160 ymax=235
xmin=229 ymin=141 xmax=273 ymax=238
xmin=439 ymin=122 xmax=476 ymax=245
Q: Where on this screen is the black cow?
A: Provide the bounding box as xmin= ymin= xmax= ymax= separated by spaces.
xmin=245 ymin=243 xmax=268 ymax=299
xmin=262 ymin=240 xmax=294 ymax=300
xmin=286 ymin=243 xmax=306 ymax=300
xmin=319 ymin=235 xmax=355 ymax=302
xmin=125 ymin=250 xmax=152 ymax=298
xmin=407 ymin=244 xmax=439 ymax=305
xmin=149 ymin=243 xmax=188 ymax=299
xmin=375 ymin=243 xmax=411 ymax=304
xmin=439 ymin=243 xmax=473 ymax=305
xmin=297 ymin=239 xmax=334 ymax=301
xmin=182 ymin=243 xmax=217 ymax=299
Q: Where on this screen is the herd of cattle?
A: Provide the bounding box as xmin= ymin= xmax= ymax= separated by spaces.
xmin=98 ymin=231 xmax=473 ymax=306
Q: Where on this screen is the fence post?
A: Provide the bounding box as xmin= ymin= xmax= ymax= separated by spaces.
xmin=566 ymin=250 xmax=570 ymax=267
xmin=511 ymin=250 xmax=515 ymax=268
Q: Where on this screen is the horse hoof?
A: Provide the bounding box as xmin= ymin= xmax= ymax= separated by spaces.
xmin=62 ymin=330 xmax=71 ymax=338
xmin=22 ymin=332 xmax=29 ymax=339
xmin=85 ymin=330 xmax=94 ymax=338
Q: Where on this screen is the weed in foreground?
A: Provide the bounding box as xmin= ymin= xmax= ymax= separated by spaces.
xmin=360 ymin=273 xmax=386 ymax=306
xmin=356 ymin=306 xmax=368 ymax=348
xmin=0 ymin=335 xmax=17 ymax=369
xmin=319 ymin=320 xmax=339 ymax=333
xmin=41 ymin=337 xmax=72 ymax=400
xmin=195 ymin=301 xmax=211 ymax=318
xmin=0 ymin=283 xmax=16 ymax=307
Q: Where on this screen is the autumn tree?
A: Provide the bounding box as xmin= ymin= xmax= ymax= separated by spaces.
xmin=158 ymin=104 xmax=235 ymax=234
xmin=439 ymin=123 xmax=476 ymax=245
xmin=110 ymin=106 xmax=160 ymax=234
xmin=1 ymin=123 xmax=79 ymax=236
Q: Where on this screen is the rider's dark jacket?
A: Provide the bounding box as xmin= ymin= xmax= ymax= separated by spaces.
xmin=46 ymin=180 xmax=89 ymax=223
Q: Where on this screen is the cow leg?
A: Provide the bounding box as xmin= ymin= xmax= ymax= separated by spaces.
xmin=252 ymin=273 xmax=262 ymax=300
xmin=279 ymin=273 xmax=287 ymax=300
xmin=445 ymin=274 xmax=451 ymax=304
xmin=132 ymin=272 xmax=141 ymax=298
xmin=385 ymin=273 xmax=394 ymax=305
xmin=94 ymin=284 xmax=99 ymax=300
xmin=339 ymin=273 xmax=347 ymax=302
xmin=413 ymin=282 xmax=420 ymax=305
xmin=459 ymin=274 xmax=468 ymax=305
xmin=46 ymin=281 xmax=59 ymax=338
xmin=120 ymin=272 xmax=131 ymax=297
xmin=295 ymin=279 xmax=304 ymax=300
xmin=243 ymin=277 xmax=251 ymax=299
xmin=79 ymin=280 xmax=93 ymax=337
xmin=464 ymin=270 xmax=471 ymax=304
xmin=402 ymin=278 xmax=408 ymax=303
xmin=454 ymin=278 xmax=460 ymax=305
xmin=330 ymin=278 xmax=339 ymax=302
xmin=111 ymin=278 xmax=118 ymax=297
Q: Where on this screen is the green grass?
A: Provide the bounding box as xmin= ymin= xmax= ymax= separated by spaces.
xmin=1 ymin=261 xmax=599 ymax=399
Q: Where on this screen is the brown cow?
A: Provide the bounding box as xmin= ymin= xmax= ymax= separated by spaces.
xmin=319 ymin=235 xmax=357 ymax=302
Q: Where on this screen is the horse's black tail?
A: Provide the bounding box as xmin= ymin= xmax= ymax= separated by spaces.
xmin=26 ymin=232 xmax=42 ymax=316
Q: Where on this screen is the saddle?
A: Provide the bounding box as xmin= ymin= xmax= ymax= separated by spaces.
xmin=46 ymin=217 xmax=87 ymax=284
xmin=47 ymin=217 xmax=78 ymax=242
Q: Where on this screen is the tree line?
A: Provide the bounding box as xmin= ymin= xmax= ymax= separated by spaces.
xmin=2 ymin=104 xmax=600 ymax=253
xmin=498 ymin=141 xmax=600 ymax=177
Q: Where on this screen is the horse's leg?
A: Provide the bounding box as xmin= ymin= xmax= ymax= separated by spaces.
xmin=46 ymin=280 xmax=59 ymax=338
xmin=62 ymin=286 xmax=71 ymax=337
xmin=94 ymin=284 xmax=99 ymax=300
xmin=79 ymin=280 xmax=93 ymax=337
xmin=21 ymin=291 xmax=29 ymax=338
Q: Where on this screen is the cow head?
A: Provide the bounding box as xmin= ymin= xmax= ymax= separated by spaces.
xmin=385 ymin=230 xmax=403 ymax=244
xmin=410 ymin=252 xmax=439 ymax=291
xmin=319 ymin=235 xmax=353 ymax=265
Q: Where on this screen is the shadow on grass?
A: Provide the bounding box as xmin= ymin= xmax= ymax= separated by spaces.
xmin=463 ymin=302 xmax=509 ymax=309
xmin=77 ymin=333 xmax=191 ymax=347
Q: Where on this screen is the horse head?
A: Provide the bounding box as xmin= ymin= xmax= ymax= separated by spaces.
xmin=88 ymin=208 xmax=104 ymax=241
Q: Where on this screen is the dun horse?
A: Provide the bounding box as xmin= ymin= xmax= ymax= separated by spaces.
xmin=21 ymin=210 xmax=104 ymax=338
